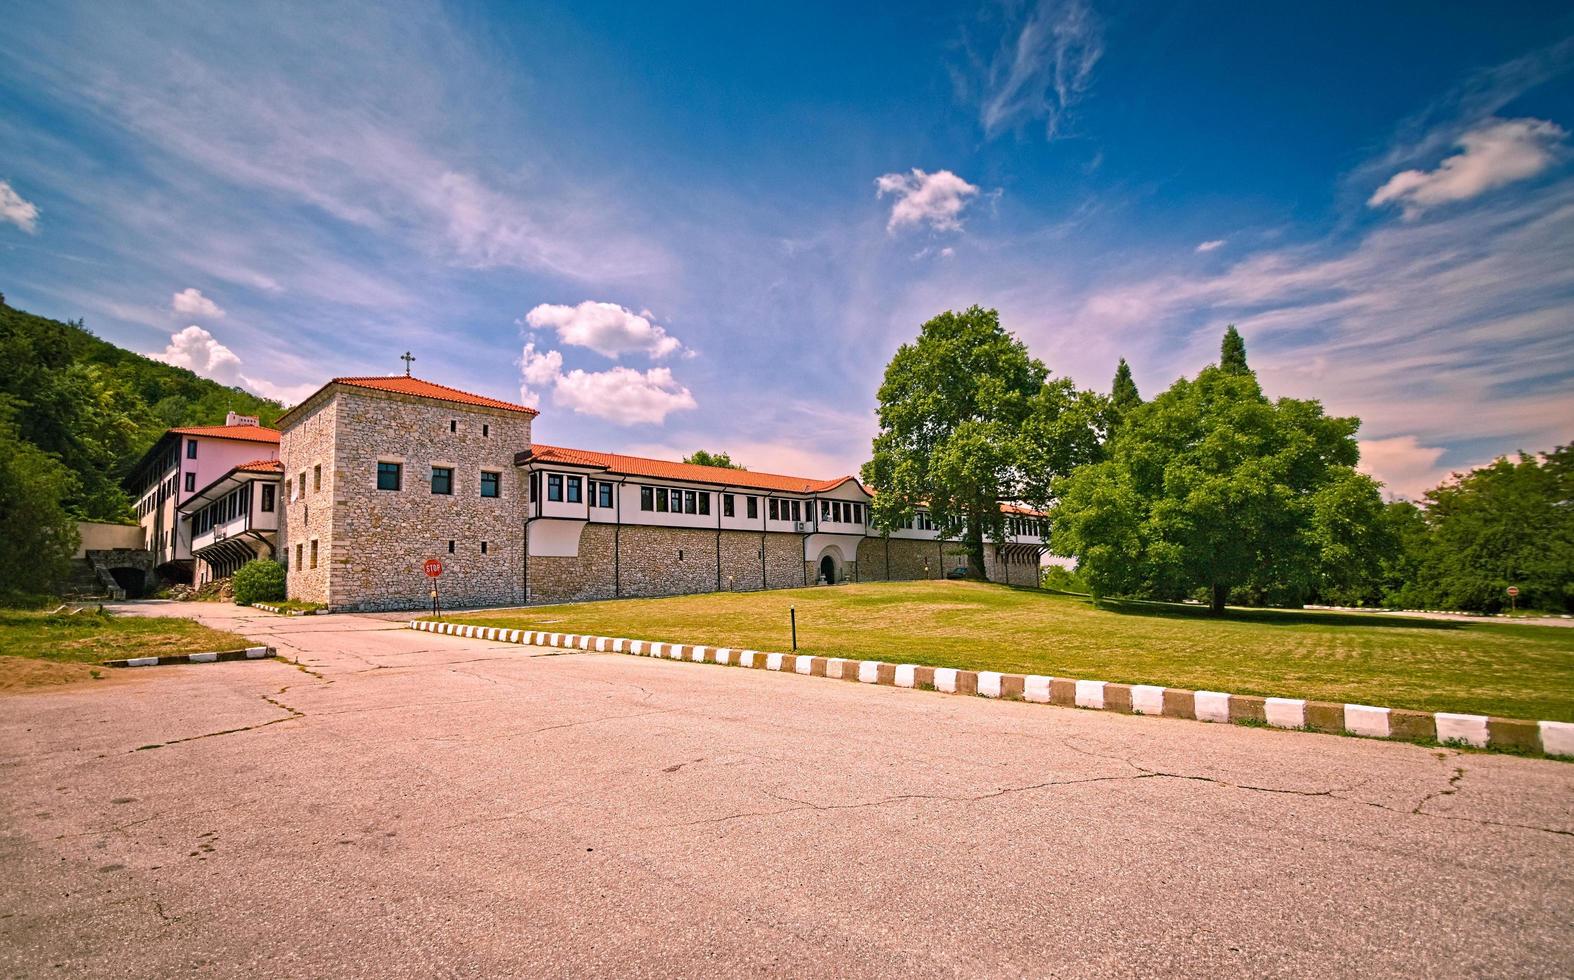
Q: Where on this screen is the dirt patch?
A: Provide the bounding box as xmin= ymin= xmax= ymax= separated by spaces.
xmin=0 ymin=656 xmax=132 ymax=694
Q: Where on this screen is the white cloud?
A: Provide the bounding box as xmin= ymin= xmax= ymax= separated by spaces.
xmin=875 ymin=169 xmax=980 ymax=233
xmin=1368 ymin=117 xmax=1567 ymax=219
xmin=524 ymin=300 xmax=682 ymax=359
xmin=1356 ymin=435 xmax=1453 ymax=500
xmin=150 ymin=325 xmax=315 ymax=404
xmin=976 ymin=0 xmax=1103 ymax=139
xmin=171 ymin=287 xmax=225 ymax=318
xmin=0 ymin=180 xmax=40 ymax=233
xmin=1195 ymin=239 xmax=1226 ymax=253
xmin=519 ymin=343 xmax=696 ymax=425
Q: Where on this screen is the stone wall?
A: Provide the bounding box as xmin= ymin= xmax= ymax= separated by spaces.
xmin=282 ymin=386 xmax=531 ymax=612
xmin=278 ymin=397 xmax=337 ymax=605
xmin=856 ymin=536 xmax=1014 ymax=582
xmin=525 ymin=525 xmax=813 ymax=604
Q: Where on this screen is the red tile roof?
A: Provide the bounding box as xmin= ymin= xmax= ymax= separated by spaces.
xmin=236 ymin=459 xmax=284 ymax=473
xmin=526 ymin=444 xmax=864 ymax=494
xmin=332 ymin=376 xmax=539 ymax=415
xmin=169 ymin=424 xmax=281 ymax=444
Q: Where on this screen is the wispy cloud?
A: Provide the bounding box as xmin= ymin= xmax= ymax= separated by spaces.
xmin=875 ymin=169 xmax=981 ymax=233
xmin=1369 ymin=117 xmax=1567 ymax=219
xmin=0 ymin=180 xmax=39 ymax=233
xmin=970 ymin=0 xmax=1104 ymax=140
xmin=1194 ymin=239 xmax=1226 ymax=253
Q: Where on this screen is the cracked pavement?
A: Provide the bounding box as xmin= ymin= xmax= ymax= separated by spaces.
xmin=1 ymin=601 xmax=1570 ymax=977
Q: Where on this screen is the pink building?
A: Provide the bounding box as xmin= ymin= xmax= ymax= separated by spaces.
xmin=126 ymin=412 xmax=280 ymax=581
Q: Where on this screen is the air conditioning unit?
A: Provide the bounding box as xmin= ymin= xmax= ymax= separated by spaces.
xmin=793 ymin=521 xmax=807 ymax=533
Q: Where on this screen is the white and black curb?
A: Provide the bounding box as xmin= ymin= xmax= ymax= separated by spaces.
xmin=405 ymin=620 xmax=1574 ymax=758
xmin=105 ymin=646 xmax=275 ymax=668
xmin=252 ymin=603 xmax=327 ymax=616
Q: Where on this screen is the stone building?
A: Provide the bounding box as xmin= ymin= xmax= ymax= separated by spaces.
xmin=263 ymin=372 xmax=1047 ymax=612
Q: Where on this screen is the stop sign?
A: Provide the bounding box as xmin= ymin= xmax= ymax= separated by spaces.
xmin=424 ymin=558 xmax=444 ymax=578
xmin=1506 ymin=586 xmax=1519 ymax=597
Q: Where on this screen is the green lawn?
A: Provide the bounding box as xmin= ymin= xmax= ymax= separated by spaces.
xmin=437 ymin=581 xmax=1574 ymax=722
xmin=0 ymin=607 xmax=254 ymax=665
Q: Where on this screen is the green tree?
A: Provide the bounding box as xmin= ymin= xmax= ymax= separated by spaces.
xmin=1110 ymin=358 xmax=1141 ymax=414
xmin=683 ymin=449 xmax=745 ymax=470
xmin=0 ymin=401 xmax=79 ymax=599
xmin=1051 ymin=331 xmax=1385 ymax=613
xmin=1220 ymin=324 xmax=1249 ymax=375
xmin=1407 ymin=447 xmax=1573 ymax=613
xmin=864 ymin=306 xmax=1101 ymax=577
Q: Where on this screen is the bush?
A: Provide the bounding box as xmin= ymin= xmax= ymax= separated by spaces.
xmin=231 ymin=560 xmax=285 ymax=606
xmin=1040 ymin=563 xmax=1090 ymax=594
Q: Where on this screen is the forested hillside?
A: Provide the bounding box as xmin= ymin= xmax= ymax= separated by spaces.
xmin=0 ymin=296 xmax=283 ymax=522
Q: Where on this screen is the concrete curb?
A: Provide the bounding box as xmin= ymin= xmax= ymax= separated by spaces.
xmin=252 ymin=603 xmax=327 ymax=616
xmin=405 ymin=620 xmax=1573 ymax=759
xmin=105 ymin=646 xmax=275 ymax=668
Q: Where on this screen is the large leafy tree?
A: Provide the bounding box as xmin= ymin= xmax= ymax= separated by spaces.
xmin=0 ymin=399 xmax=79 ymax=599
xmin=1051 ymin=328 xmax=1387 ymax=613
xmin=863 ymin=306 xmax=1102 ymax=577
xmin=1405 ymin=446 xmax=1573 ymax=612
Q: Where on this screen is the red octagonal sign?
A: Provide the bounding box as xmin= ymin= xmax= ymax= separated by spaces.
xmin=424 ymin=558 xmax=444 ymax=578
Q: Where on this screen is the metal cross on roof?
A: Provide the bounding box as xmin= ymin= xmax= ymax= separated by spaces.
xmin=400 ymin=351 xmax=415 ymax=376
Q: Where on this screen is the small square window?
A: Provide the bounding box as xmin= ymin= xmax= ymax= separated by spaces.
xmin=431 ymin=466 xmax=453 ymax=495
xmin=698 ymin=492 xmax=710 ymax=516
xmin=261 ymin=484 xmax=275 ymax=512
xmin=186 ymin=439 xmax=198 ymax=459
xmin=641 ymin=486 xmax=654 ymax=511
xmin=548 ymin=474 xmax=563 ymax=502
xmin=597 ymin=481 xmax=614 ymax=508
xmin=747 ymin=496 xmax=758 ymax=519
xmin=480 ymin=472 xmax=500 ymax=498
xmin=448 ymin=540 xmax=455 ymax=554
xmin=723 ymin=494 xmax=735 ymax=518
xmin=656 ymin=488 xmax=669 ymax=512
xmin=309 ymin=539 xmax=318 ymax=569
xmin=567 ymin=476 xmax=582 ymax=503
xmin=450 ymin=420 xmax=457 ymax=433
xmin=684 ymin=490 xmax=696 ymax=514
xmin=377 ymin=462 xmax=402 ymax=491
xmin=482 ymin=424 xmax=489 ymax=437
xmin=184 ymin=472 xmax=196 ymax=492
xmin=481 ymin=541 xmax=488 ymax=555
xmin=791 ymin=500 xmax=801 ymax=522
xmin=295 ymin=543 xmax=303 ymax=569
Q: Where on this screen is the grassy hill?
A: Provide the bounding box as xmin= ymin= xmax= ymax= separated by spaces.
xmin=0 ymin=296 xmax=283 ymax=521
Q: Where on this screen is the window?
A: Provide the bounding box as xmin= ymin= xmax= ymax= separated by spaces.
xmin=313 ymin=465 xmax=321 ymax=492
xmin=747 ymin=496 xmax=758 ymax=519
xmin=791 ymin=500 xmax=801 ymax=522
xmin=377 ymin=462 xmax=401 ymax=491
xmin=431 ymin=466 xmax=453 ymax=495
xmin=184 ymin=472 xmax=196 ymax=493
xmin=684 ymin=490 xmax=696 ymax=514
xmin=295 ymin=543 xmax=303 ymax=569
xmin=547 ymin=474 xmax=563 ymax=502
xmin=641 ymin=486 xmax=654 ymax=511
xmin=298 ymin=471 xmax=306 ymax=496
xmin=698 ymin=492 xmax=710 ymax=516
xmin=450 ymin=420 xmax=457 ymax=433
xmin=286 ymin=478 xmax=294 ymax=501
xmin=656 ymin=487 xmax=669 ymax=512
xmin=481 ymin=541 xmax=488 ymax=555
xmin=769 ymin=498 xmax=779 ymax=520
xmin=309 ymin=540 xmax=318 ymax=569
xmin=186 ymin=439 xmax=197 ymax=459
xmin=482 ymin=424 xmax=489 ymax=438
xmin=480 ymin=472 xmax=500 ymax=498
xmin=261 ymin=484 xmax=275 ymax=512
xmin=723 ymin=494 xmax=735 ymax=518
xmin=567 ymin=475 xmax=582 ymax=503
xmin=448 ymin=540 xmax=455 ymax=553
xmin=595 ymin=481 xmax=614 ymax=508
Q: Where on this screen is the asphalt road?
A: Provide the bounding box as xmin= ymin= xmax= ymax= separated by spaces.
xmin=2 ymin=602 xmax=1570 ymax=978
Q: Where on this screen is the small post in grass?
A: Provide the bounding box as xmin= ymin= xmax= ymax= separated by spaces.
xmin=790 ymin=606 xmax=797 ymax=651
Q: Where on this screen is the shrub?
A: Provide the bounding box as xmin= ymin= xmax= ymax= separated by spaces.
xmin=232 ymin=559 xmax=286 ymax=606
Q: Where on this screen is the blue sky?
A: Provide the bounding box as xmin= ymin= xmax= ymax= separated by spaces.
xmin=2 ymin=1 xmax=1571 ymax=497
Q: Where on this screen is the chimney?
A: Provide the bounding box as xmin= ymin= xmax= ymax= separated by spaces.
xmin=226 ymin=412 xmax=260 ymax=427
